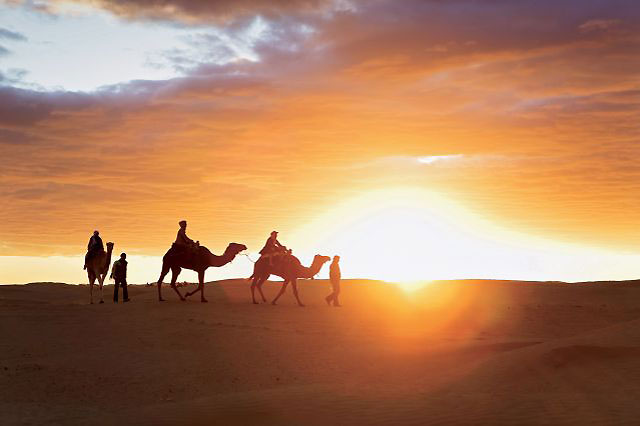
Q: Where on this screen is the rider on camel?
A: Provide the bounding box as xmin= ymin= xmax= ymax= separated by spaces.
xmin=175 ymin=220 xmax=199 ymax=253
xmin=259 ymin=231 xmax=286 ymax=265
xmin=84 ymin=230 xmax=103 ymax=270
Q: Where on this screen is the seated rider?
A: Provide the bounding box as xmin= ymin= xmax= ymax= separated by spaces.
xmin=175 ymin=220 xmax=199 ymax=253
xmin=259 ymin=231 xmax=286 ymax=265
xmin=84 ymin=230 xmax=104 ymax=270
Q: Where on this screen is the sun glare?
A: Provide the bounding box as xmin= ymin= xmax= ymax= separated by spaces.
xmin=288 ymin=187 xmax=640 ymax=289
xmin=289 ymin=188 xmax=502 ymax=289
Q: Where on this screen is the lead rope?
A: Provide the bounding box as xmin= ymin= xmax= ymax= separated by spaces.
xmin=239 ymin=253 xmax=257 ymax=264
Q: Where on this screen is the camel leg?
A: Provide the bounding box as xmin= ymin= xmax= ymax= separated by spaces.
xmin=98 ymin=274 xmax=105 ymax=304
xmin=185 ymin=271 xmax=206 ymax=302
xmin=198 ymin=271 xmax=207 ymax=303
xmin=184 ymin=270 xmax=200 ymax=299
xmin=170 ymin=267 xmax=185 ymax=301
xmin=250 ymin=278 xmax=258 ymax=304
xmin=257 ymin=277 xmax=267 ymax=303
xmin=157 ymin=263 xmax=170 ymax=302
xmin=291 ymin=279 xmax=305 ymax=307
xmin=250 ymin=276 xmax=263 ymax=304
xmin=271 ymin=280 xmax=289 ymax=305
xmin=89 ymin=274 xmax=95 ymax=304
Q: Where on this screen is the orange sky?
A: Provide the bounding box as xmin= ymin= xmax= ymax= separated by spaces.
xmin=0 ymin=0 xmax=639 ymax=283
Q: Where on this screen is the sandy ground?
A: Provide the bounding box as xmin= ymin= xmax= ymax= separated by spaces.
xmin=2 ymin=278 xmax=640 ymax=425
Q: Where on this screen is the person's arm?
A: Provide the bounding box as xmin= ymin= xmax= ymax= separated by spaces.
xmin=177 ymin=229 xmax=190 ymax=244
xmin=109 ymin=262 xmax=115 ymax=279
xmin=180 ymin=229 xmax=194 ymax=244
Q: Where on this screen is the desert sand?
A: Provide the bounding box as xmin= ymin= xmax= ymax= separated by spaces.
xmin=2 ymin=278 xmax=640 ymax=425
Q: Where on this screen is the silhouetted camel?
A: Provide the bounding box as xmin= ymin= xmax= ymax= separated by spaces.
xmin=157 ymin=243 xmax=247 ymax=302
xmin=250 ymin=254 xmax=331 ymax=306
xmin=86 ymin=241 xmax=114 ymax=304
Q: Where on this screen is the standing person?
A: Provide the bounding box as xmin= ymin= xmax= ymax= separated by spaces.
xmin=110 ymin=253 xmax=130 ymax=303
xmin=326 ymin=255 xmax=341 ymax=307
xmin=84 ymin=230 xmax=104 ymax=270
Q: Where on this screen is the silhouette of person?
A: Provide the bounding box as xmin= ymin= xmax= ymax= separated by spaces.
xmin=175 ymin=220 xmax=198 ymax=252
xmin=259 ymin=231 xmax=285 ymax=265
xmin=110 ymin=252 xmax=129 ymax=303
xmin=325 ymin=255 xmax=341 ymax=307
xmin=84 ymin=230 xmax=104 ymax=270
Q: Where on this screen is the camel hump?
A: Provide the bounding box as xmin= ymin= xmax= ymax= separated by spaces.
xmin=167 ymin=243 xmax=210 ymax=258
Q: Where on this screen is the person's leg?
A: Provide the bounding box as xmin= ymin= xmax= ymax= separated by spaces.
xmin=325 ymin=287 xmax=334 ymax=305
xmin=113 ymin=279 xmax=119 ymax=303
xmin=334 ymin=281 xmax=341 ymax=306
xmin=122 ymin=279 xmax=129 ymax=301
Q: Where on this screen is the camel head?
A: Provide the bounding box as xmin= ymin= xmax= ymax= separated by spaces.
xmin=314 ymin=254 xmax=331 ymax=265
xmin=227 ymin=242 xmax=247 ymax=256
xmin=106 ymin=242 xmax=114 ymax=252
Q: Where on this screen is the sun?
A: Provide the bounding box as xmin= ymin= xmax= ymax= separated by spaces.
xmin=288 ymin=186 xmax=640 ymax=287
xmin=289 ymin=187 xmax=507 ymax=288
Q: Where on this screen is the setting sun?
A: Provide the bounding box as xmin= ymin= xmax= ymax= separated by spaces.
xmin=289 ymin=187 xmax=640 ymax=287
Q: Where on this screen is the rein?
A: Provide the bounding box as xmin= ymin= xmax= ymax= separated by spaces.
xmin=239 ymin=253 xmax=257 ymax=264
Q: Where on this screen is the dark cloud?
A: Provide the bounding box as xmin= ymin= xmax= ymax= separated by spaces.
xmin=0 ymin=128 xmax=43 ymax=145
xmin=70 ymin=0 xmax=336 ymax=24
xmin=0 ymin=86 xmax=94 ymax=125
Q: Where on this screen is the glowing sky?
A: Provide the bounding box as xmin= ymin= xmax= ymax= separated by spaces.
xmin=0 ymin=0 xmax=639 ymax=284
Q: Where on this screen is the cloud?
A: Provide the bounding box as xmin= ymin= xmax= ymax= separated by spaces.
xmin=7 ymin=0 xmax=340 ymax=24
xmin=417 ymin=155 xmax=464 ymax=165
xmin=579 ymin=19 xmax=621 ymax=33
xmin=0 ymin=128 xmax=43 ymax=145
xmin=0 ymin=27 xmax=27 ymax=41
xmin=0 ymin=0 xmax=639 ymax=258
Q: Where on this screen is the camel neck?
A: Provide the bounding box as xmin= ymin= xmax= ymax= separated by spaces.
xmin=298 ymin=259 xmax=322 ymax=278
xmin=208 ymin=248 xmax=236 ymax=267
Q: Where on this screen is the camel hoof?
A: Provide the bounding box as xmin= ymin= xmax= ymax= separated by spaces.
xmin=201 ymin=299 xmax=208 ymax=303
xmin=271 ymin=302 xmax=277 ymax=305
xmin=180 ymin=298 xmax=186 ymax=302
xmin=298 ymin=304 xmax=306 ymax=308
xmin=159 ymin=298 xmax=166 ymax=302
xmin=99 ymin=300 xmax=104 ymax=304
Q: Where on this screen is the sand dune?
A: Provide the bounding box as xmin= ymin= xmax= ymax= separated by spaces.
xmin=2 ymin=279 xmax=640 ymax=425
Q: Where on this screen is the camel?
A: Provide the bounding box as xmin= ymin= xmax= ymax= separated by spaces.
xmin=250 ymin=254 xmax=331 ymax=306
xmin=86 ymin=242 xmax=114 ymax=304
xmin=156 ymin=242 xmax=247 ymax=302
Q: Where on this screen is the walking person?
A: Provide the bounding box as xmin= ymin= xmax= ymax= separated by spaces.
xmin=325 ymin=255 xmax=342 ymax=307
xmin=110 ymin=252 xmax=130 ymax=303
